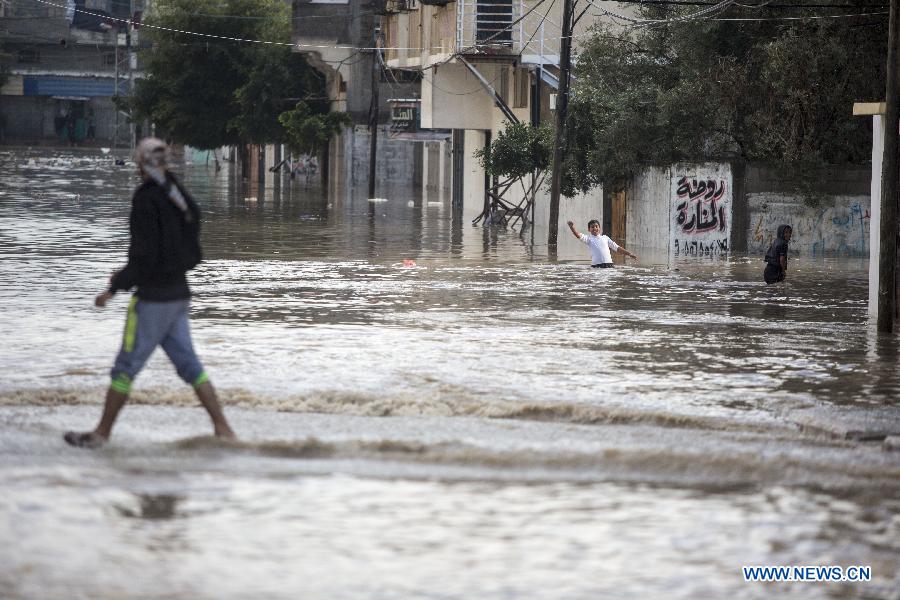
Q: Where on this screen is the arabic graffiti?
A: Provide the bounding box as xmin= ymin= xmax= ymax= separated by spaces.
xmin=674 ymin=238 xmax=728 ymax=257
xmin=670 ymin=169 xmax=732 ymax=261
xmin=747 ymin=196 xmax=871 ymax=256
xmin=674 ymin=177 xmax=728 ymax=234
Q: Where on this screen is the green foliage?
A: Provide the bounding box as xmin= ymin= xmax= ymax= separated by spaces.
xmin=570 ymin=5 xmax=886 ymax=193
xmin=279 ymin=101 xmax=352 ymax=156
xmin=475 ymin=121 xmax=554 ymax=179
xmin=128 ymin=0 xmax=330 ymax=149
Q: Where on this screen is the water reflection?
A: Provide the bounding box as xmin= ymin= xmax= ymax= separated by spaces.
xmin=116 ymin=493 xmax=182 ymax=520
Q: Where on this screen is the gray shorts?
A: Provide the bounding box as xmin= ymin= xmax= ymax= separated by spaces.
xmin=110 ymin=297 xmax=207 ymax=394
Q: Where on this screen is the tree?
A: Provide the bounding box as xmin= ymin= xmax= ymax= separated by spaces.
xmin=279 ymin=100 xmax=352 ymax=158
xmin=569 ymin=3 xmax=887 ymax=196
xmin=474 ymin=121 xmax=553 ymax=180
xmin=128 ymin=0 xmax=329 ymax=150
xmin=471 ymin=121 xmax=555 ymax=228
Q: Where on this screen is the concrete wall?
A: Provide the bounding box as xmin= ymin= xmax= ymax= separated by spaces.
xmin=423 ymin=139 xmax=452 ymax=199
xmin=330 ymin=125 xmax=423 ymax=189
xmin=462 ymin=129 xmax=487 ymax=214
xmin=744 ymin=164 xmax=871 ymax=257
xmin=669 ymin=163 xmax=733 ymax=260
xmin=626 ymin=166 xmax=669 ymax=254
xmin=748 ymin=195 xmax=871 ymax=257
xmin=625 ymin=161 xmax=871 ymax=258
xmin=0 ymin=95 xmax=120 ymax=142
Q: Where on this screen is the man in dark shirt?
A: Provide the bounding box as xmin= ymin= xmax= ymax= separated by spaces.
xmin=65 ymin=138 xmax=235 ymax=448
xmin=763 ymin=224 xmax=792 ymax=284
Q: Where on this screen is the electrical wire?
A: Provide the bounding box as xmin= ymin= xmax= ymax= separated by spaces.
xmin=602 ymin=0 xmax=886 ymax=8
xmin=583 ymin=0 xmax=738 ymax=26
xmin=520 ymin=0 xmax=559 ymax=55
xmin=26 ymin=0 xmax=444 ymax=51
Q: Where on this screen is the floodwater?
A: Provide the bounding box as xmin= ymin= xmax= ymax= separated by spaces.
xmin=1 ymin=148 xmax=899 ymax=599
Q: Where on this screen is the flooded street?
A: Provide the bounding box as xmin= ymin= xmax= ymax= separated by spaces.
xmin=1 ymin=148 xmax=899 ymax=599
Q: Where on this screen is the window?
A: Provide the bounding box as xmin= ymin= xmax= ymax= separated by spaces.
xmin=102 ymin=52 xmax=117 ymax=67
xmin=513 ymin=68 xmax=529 ymax=108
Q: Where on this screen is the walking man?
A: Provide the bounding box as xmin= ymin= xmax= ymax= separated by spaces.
xmin=65 ymin=138 xmax=235 ymax=448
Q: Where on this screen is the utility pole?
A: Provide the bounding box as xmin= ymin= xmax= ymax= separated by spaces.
xmin=127 ymin=0 xmax=135 ymax=149
xmin=547 ymin=0 xmax=575 ymax=253
xmin=367 ymin=27 xmax=382 ymax=200
xmin=114 ymin=30 xmax=119 ymax=148
xmin=879 ymin=0 xmax=900 ymax=332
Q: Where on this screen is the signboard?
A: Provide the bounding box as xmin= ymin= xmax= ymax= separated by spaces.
xmin=389 ymin=98 xmax=420 ymax=133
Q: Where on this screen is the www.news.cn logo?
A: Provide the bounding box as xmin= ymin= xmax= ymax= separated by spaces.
xmin=743 ymin=565 xmax=872 ymax=582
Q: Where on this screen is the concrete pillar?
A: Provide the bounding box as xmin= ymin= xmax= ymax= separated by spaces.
xmin=870 ymin=115 xmax=885 ymax=318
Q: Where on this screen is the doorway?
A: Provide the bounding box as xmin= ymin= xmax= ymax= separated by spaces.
xmin=611 ymin=189 xmax=626 ymax=246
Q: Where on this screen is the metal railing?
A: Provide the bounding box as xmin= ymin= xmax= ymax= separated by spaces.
xmin=454 ymin=0 xmax=561 ymax=74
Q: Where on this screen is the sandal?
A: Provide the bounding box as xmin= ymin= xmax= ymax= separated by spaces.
xmin=63 ymin=431 xmax=106 ymax=449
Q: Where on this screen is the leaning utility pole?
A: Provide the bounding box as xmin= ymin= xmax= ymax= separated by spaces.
xmin=547 ymin=0 xmax=575 ymax=252
xmin=367 ymin=27 xmax=382 ymax=200
xmin=879 ymin=0 xmax=900 ymax=332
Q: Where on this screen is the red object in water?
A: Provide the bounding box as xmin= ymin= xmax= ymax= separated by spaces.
xmin=403 ymin=259 xmax=416 ymax=267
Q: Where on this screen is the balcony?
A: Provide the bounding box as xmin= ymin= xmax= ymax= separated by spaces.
xmin=384 ymin=0 xmax=560 ymax=69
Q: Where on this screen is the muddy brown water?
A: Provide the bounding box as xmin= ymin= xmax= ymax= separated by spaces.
xmin=0 ymin=148 xmax=897 ymax=599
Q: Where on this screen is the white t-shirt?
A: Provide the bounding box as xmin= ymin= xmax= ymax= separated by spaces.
xmin=580 ymin=233 xmax=619 ymax=265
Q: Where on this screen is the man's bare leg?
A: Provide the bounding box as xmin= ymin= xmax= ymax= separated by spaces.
xmin=195 ymin=381 xmax=235 ymax=439
xmin=64 ymin=387 xmax=128 ymax=448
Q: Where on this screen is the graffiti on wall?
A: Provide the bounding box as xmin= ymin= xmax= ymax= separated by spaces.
xmin=671 ymin=169 xmax=732 ymax=259
xmin=748 ymin=196 xmax=870 ymax=256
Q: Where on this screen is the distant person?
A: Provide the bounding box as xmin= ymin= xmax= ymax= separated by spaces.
xmin=567 ymin=219 xmax=637 ymax=267
xmin=66 ymin=115 xmax=76 ymax=147
xmin=763 ymin=224 xmax=792 ymax=284
xmin=64 ymin=137 xmax=235 ymax=448
xmin=86 ymin=107 xmax=96 ymax=141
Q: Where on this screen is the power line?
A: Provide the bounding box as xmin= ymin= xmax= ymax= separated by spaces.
xmin=584 ymin=0 xmax=738 ymax=26
xmin=170 ymin=9 xmax=379 ymax=21
xmin=26 ymin=0 xmax=443 ymax=51
xmin=581 ymin=0 xmax=886 ymax=28
xmin=599 ymin=0 xmax=886 ymax=7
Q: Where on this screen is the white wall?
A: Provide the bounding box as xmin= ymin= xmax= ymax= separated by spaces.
xmin=626 ymin=166 xmax=669 ymax=252
xmin=423 ymin=64 xmax=494 ymax=130
xmin=462 ymin=129 xmax=487 ymax=216
xmin=625 ymin=163 xmax=734 ymax=261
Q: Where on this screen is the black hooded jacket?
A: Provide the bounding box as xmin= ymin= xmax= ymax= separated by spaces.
xmin=765 ymin=224 xmax=791 ymax=268
xmin=108 ymin=172 xmax=201 ymax=301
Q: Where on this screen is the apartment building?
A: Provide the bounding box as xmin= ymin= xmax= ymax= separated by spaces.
xmin=381 ymin=0 xmax=569 ymax=210
xmin=292 ymin=0 xmax=429 ymax=194
xmin=0 ymin=0 xmax=145 ymax=145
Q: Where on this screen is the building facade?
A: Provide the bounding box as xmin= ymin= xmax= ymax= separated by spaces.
xmin=0 ymin=0 xmax=145 ymax=145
